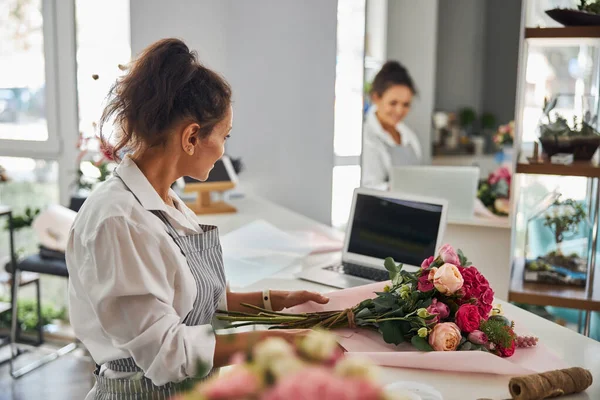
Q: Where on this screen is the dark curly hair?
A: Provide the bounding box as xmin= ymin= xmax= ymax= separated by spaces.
xmin=99 ymin=38 xmax=232 ymax=160
xmin=370 ymin=60 xmax=417 ymax=97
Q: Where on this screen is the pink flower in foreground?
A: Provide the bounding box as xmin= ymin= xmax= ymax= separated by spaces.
xmin=197 ymin=366 xmax=260 ymax=399
xmin=418 ymin=272 xmax=434 ymax=292
xmin=421 ymin=256 xmax=435 ymax=270
xmin=439 ymin=244 xmax=460 ymax=266
xmin=468 ymin=330 xmax=488 ymax=345
xmin=263 ymin=368 xmax=382 ymax=400
xmin=458 ymin=266 xmax=494 ymax=319
xmin=426 ymin=298 xmax=450 ymax=324
xmin=455 ymin=304 xmax=482 ymax=334
xmin=428 ymin=322 xmax=462 ymax=352
xmin=433 ymin=263 xmax=464 ymax=295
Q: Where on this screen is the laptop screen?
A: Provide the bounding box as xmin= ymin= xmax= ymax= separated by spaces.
xmin=347 ymin=193 xmax=443 ymax=267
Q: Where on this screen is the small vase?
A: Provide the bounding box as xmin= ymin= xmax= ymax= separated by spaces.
xmin=501 ymin=146 xmax=514 ymax=165
xmin=472 ymin=137 xmax=485 ymax=156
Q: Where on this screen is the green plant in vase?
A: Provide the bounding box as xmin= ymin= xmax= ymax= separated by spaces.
xmin=543 ymin=198 xmax=586 ymax=257
xmin=526 ymin=197 xmax=588 ymax=286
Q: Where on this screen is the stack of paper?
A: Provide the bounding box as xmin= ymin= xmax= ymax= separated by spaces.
xmin=220 ymin=220 xmax=313 ymax=287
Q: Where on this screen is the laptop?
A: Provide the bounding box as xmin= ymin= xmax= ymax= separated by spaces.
xmin=297 ymin=188 xmax=447 ymax=289
xmin=390 ymin=165 xmax=479 ymax=222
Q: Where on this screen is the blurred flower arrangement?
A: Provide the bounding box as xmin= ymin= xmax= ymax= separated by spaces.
xmin=477 ymin=167 xmax=511 ymax=216
xmin=0 ymin=164 xmax=8 ymax=183
xmin=493 ymin=121 xmax=515 ymax=147
xmin=216 ymin=245 xmax=536 ymax=359
xmin=174 ymin=330 xmax=409 ymax=400
xmin=73 ymin=128 xmax=117 ymax=192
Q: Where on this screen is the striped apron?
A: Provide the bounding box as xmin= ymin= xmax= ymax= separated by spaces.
xmin=93 ymin=176 xmax=226 ymax=399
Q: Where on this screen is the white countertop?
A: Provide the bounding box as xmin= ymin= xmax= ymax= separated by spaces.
xmin=201 ymin=195 xmax=599 ymax=400
xmin=448 ymin=215 xmax=511 ymax=229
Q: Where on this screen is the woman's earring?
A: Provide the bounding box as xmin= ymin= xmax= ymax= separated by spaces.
xmin=187 ymin=146 xmax=194 ymax=155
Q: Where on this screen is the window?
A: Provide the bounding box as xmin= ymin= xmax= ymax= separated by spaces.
xmin=0 ymin=0 xmax=59 ymax=155
xmin=331 ymin=0 xmax=366 ymax=228
xmin=75 ymin=0 xmax=130 ymax=144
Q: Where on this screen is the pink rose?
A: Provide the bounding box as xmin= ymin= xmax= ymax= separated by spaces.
xmin=488 ymin=167 xmax=511 ymax=186
xmin=418 ymin=273 xmax=434 ymax=292
xmin=467 ymin=330 xmax=488 ymax=345
xmin=198 ymin=366 xmax=260 ymax=399
xmin=455 ymin=304 xmax=482 ymax=333
xmin=428 ymin=267 xmax=438 ymax=281
xmin=421 ymin=256 xmax=435 ymax=269
xmin=263 ymin=368 xmax=382 ymax=400
xmin=482 ymin=288 xmax=494 ymax=305
xmin=439 ymin=244 xmax=460 ymax=265
xmin=426 ymin=298 xmax=450 ymax=321
xmin=433 ymin=263 xmax=464 ymax=295
xmin=497 ymin=341 xmax=516 ymax=358
xmin=428 ymin=322 xmax=462 ymax=351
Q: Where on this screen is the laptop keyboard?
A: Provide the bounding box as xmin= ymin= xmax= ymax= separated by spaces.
xmin=324 ymin=263 xmax=389 ymax=282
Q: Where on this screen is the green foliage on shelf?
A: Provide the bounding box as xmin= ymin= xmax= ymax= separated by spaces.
xmin=543 ymin=198 xmax=587 ymax=247
xmin=0 ymin=297 xmax=68 ymax=332
xmin=3 ymin=207 xmax=40 ymax=231
xmin=578 ymin=0 xmax=600 ymax=14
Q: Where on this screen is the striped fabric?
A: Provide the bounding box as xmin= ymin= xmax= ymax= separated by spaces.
xmin=94 ymin=208 xmax=226 ymax=399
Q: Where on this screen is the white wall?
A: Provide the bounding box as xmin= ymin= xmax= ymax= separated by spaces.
xmin=130 ymin=0 xmax=337 ymax=225
xmin=483 ymin=0 xmax=522 ymax=125
xmin=130 ymin=0 xmax=228 ymax=72
xmin=435 ymin=0 xmax=486 ymax=115
xmin=386 ymin=0 xmax=438 ymax=164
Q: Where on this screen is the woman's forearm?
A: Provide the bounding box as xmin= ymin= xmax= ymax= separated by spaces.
xmin=213 ymin=331 xmax=255 ymax=368
xmin=226 ymin=291 xmax=264 ymax=313
xmin=213 ymin=329 xmax=308 ymax=368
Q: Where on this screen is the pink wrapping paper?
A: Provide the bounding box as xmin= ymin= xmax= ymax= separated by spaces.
xmin=288 ymin=282 xmax=568 ymax=376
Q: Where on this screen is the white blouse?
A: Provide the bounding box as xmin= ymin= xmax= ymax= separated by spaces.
xmin=67 ymin=156 xmax=227 ymax=387
xmin=362 ymin=106 xmax=422 ymax=189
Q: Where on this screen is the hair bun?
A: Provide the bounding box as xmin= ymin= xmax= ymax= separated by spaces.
xmin=380 ymin=61 xmax=405 ymax=73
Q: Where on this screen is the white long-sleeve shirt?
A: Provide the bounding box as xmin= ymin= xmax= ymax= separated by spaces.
xmin=67 ymin=155 xmax=227 ymax=388
xmin=362 ymin=107 xmax=422 ymax=189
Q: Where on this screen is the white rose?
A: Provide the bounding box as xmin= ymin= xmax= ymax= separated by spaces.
xmin=253 ymin=337 xmax=295 ymax=371
xmin=269 ymin=357 xmax=306 ymax=380
xmin=334 ymin=357 xmax=378 ymax=381
xmin=297 ymin=330 xmax=339 ymax=361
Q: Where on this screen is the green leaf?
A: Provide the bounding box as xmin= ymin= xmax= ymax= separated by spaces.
xmin=459 ymin=336 xmax=467 ymax=346
xmin=459 ymin=341 xmax=473 ymax=351
xmin=379 ymin=321 xmax=405 ymax=345
xmin=372 ymin=293 xmax=398 ymax=312
xmin=411 ymin=335 xmax=433 ymax=351
xmin=457 ymin=249 xmax=468 ymax=267
xmin=392 ymin=273 xmax=403 ymax=286
xmin=384 ymin=257 xmax=402 ymax=281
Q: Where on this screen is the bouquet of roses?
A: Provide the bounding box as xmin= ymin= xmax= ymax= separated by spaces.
xmin=174 ymin=330 xmax=410 ymax=400
xmin=477 ymin=167 xmax=511 ymax=216
xmin=217 ymin=245 xmax=537 ymax=358
xmin=493 ymin=121 xmax=515 ymax=147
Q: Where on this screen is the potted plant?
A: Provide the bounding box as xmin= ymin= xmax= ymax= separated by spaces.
xmin=538 ymin=95 xmax=600 ymax=161
xmin=546 ymin=0 xmax=600 ymax=26
xmin=524 ymin=197 xmax=588 ymax=287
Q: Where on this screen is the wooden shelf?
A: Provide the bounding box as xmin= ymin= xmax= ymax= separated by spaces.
xmin=509 ymin=258 xmax=600 ymax=311
xmin=516 ymin=159 xmax=600 ymax=178
xmin=525 ymin=26 xmax=600 ymax=39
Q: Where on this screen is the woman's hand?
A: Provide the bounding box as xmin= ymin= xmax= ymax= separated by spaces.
xmin=270 ymin=290 xmax=329 ymax=311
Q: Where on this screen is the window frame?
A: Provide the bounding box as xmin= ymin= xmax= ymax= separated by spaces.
xmin=0 ymin=0 xmax=79 ymax=206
